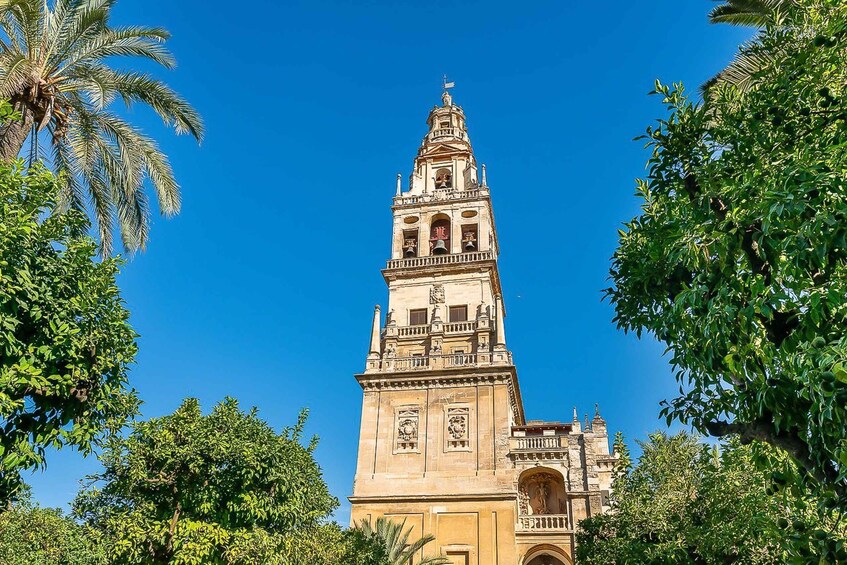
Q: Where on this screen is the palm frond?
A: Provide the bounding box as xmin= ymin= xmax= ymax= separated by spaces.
xmin=50 ymin=134 xmax=85 ymax=213
xmin=0 ymin=0 xmax=41 ymax=55
xmin=708 ymin=0 xmax=792 ymax=27
xmin=91 ymin=110 xmax=180 ymax=215
xmin=56 ymin=26 xmax=175 ymax=75
xmin=0 ymin=50 xmax=31 ymax=98
xmin=67 ymin=66 xmax=202 ymax=139
xmin=357 ymin=517 xmax=449 ymax=565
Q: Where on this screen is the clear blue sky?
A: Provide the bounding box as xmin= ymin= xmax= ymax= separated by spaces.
xmin=27 ymin=0 xmax=751 ymax=523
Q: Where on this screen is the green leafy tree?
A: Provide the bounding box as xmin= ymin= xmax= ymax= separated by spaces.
xmin=0 ymin=0 xmax=204 ymax=255
xmin=352 ymin=517 xmax=449 ymax=565
xmin=0 ymin=485 xmax=106 ymax=564
xmin=74 ymin=398 xmax=338 ymax=564
xmin=576 ymin=432 xmax=838 ymax=564
xmin=0 ymin=160 xmax=138 ymax=503
xmin=607 ymin=0 xmax=847 ymax=504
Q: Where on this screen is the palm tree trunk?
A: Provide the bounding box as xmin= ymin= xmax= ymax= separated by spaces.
xmin=0 ymin=105 xmax=33 ymax=162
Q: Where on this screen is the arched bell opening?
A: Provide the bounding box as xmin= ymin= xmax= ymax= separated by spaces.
xmin=435 ymin=167 xmax=453 ymax=189
xmin=430 ymin=215 xmax=451 ymax=255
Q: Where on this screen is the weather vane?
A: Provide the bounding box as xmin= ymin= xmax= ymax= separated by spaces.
xmin=442 ymin=74 xmax=455 ymax=90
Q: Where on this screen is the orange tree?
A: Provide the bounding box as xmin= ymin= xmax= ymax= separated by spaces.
xmin=607 ymin=0 xmax=847 ymax=507
xmin=0 ymin=157 xmax=137 ymax=503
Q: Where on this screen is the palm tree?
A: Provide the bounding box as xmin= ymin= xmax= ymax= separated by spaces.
xmin=356 ymin=517 xmax=450 ymax=565
xmin=0 ymin=0 xmax=203 ymax=255
xmin=702 ymin=0 xmax=795 ymax=94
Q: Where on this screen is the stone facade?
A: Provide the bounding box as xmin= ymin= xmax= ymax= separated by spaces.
xmin=350 ymin=90 xmax=616 ymax=565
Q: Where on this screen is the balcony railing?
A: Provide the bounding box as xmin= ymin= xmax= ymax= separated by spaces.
xmin=517 ymin=514 xmax=569 ymax=532
xmin=368 ymin=350 xmax=512 ymax=372
xmin=386 ymin=251 xmax=494 ymax=270
xmin=397 ymin=325 xmax=429 ymax=337
xmin=513 ymin=436 xmax=563 ymax=450
xmin=393 ymin=321 xmax=478 ymax=339
xmin=443 ymin=321 xmax=477 ymax=333
xmin=427 ymin=127 xmax=465 ymax=140
xmin=393 ymin=187 xmax=488 ymax=207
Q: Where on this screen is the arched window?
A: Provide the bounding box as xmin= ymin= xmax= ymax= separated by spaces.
xmin=430 ymin=218 xmax=450 ymax=255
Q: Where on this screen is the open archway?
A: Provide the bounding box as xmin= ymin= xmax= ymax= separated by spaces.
xmin=521 ymin=543 xmax=572 ymax=565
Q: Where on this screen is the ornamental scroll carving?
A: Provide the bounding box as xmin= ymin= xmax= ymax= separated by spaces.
xmin=446 ymin=406 xmax=469 ymax=450
xmin=395 ymin=408 xmax=419 ymax=452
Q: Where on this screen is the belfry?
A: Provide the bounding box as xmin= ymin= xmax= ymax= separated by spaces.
xmin=350 ymin=88 xmax=616 ymax=565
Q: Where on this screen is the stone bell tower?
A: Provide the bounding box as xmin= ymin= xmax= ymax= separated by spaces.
xmin=350 ymin=88 xmax=615 ymax=565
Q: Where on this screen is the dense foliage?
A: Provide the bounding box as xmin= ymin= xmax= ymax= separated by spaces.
xmin=577 ymin=433 xmax=846 ymax=564
xmin=0 ymin=161 xmax=138 ymax=503
xmin=74 ymin=398 xmax=337 ymax=564
xmin=0 ymin=486 xmax=105 ymax=565
xmin=607 ymin=0 xmax=847 ymax=503
xmin=0 ymin=0 xmax=203 ymax=255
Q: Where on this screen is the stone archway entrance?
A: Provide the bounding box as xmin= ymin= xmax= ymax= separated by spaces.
xmin=526 ymin=556 xmax=566 ymax=565
xmin=521 ymin=543 xmax=572 ymax=565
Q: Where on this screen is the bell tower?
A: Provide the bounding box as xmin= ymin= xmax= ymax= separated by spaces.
xmin=350 ymin=88 xmax=523 ymax=565
xmin=350 ymin=88 xmax=614 ymax=565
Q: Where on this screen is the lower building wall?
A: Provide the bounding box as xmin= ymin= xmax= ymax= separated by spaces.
xmin=350 ymin=500 xmax=519 ymax=565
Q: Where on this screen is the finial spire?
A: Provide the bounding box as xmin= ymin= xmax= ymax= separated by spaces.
xmin=395 ymin=173 xmax=402 ymax=196
xmin=481 ymin=164 xmax=487 ymax=187
xmin=367 ymin=305 xmax=381 ymax=358
xmin=573 ymin=406 xmax=579 ymax=422
xmin=441 ymin=75 xmax=455 ymax=107
xmin=594 ymin=403 xmax=601 ymax=418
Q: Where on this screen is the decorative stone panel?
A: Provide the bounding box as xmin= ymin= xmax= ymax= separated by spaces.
xmin=395 ymin=407 xmax=420 ymax=453
xmin=445 ymin=406 xmax=470 ymax=451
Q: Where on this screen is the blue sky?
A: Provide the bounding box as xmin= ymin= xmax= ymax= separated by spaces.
xmin=27 ymin=0 xmax=751 ymax=523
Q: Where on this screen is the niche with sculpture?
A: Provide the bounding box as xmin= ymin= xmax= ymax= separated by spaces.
xmin=518 ymin=469 xmax=567 ymax=516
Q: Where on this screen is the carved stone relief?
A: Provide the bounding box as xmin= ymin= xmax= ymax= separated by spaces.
xmin=395 ymin=407 xmax=419 ymax=452
xmin=446 ymin=406 xmax=470 ymax=450
xmin=430 ymin=284 xmax=445 ymax=304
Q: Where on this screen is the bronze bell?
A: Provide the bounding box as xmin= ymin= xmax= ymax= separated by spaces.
xmin=464 ymin=239 xmax=476 ymax=251
xmin=405 ymin=246 xmax=416 ymax=257
xmin=432 ymin=239 xmax=448 ymax=254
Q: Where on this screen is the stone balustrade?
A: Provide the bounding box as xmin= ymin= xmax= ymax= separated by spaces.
xmin=393 ymin=321 xmax=478 ymax=338
xmin=386 ymin=251 xmax=494 ymax=270
xmin=397 ymin=325 xmax=429 ymax=337
xmin=517 ymin=514 xmax=569 ymax=532
xmin=443 ymin=321 xmax=477 ymax=333
xmin=512 ymin=436 xmax=564 ymax=450
xmin=368 ymin=350 xmax=512 ymax=372
xmin=393 ymin=187 xmax=488 ymax=207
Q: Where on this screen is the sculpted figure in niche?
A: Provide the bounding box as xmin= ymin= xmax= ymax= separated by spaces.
xmin=536 ymin=481 xmax=550 ymax=515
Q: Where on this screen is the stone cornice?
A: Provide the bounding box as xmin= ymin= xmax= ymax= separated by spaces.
xmin=348 ymin=492 xmax=517 ymax=504
xmin=355 ymin=367 xmax=525 ymax=424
